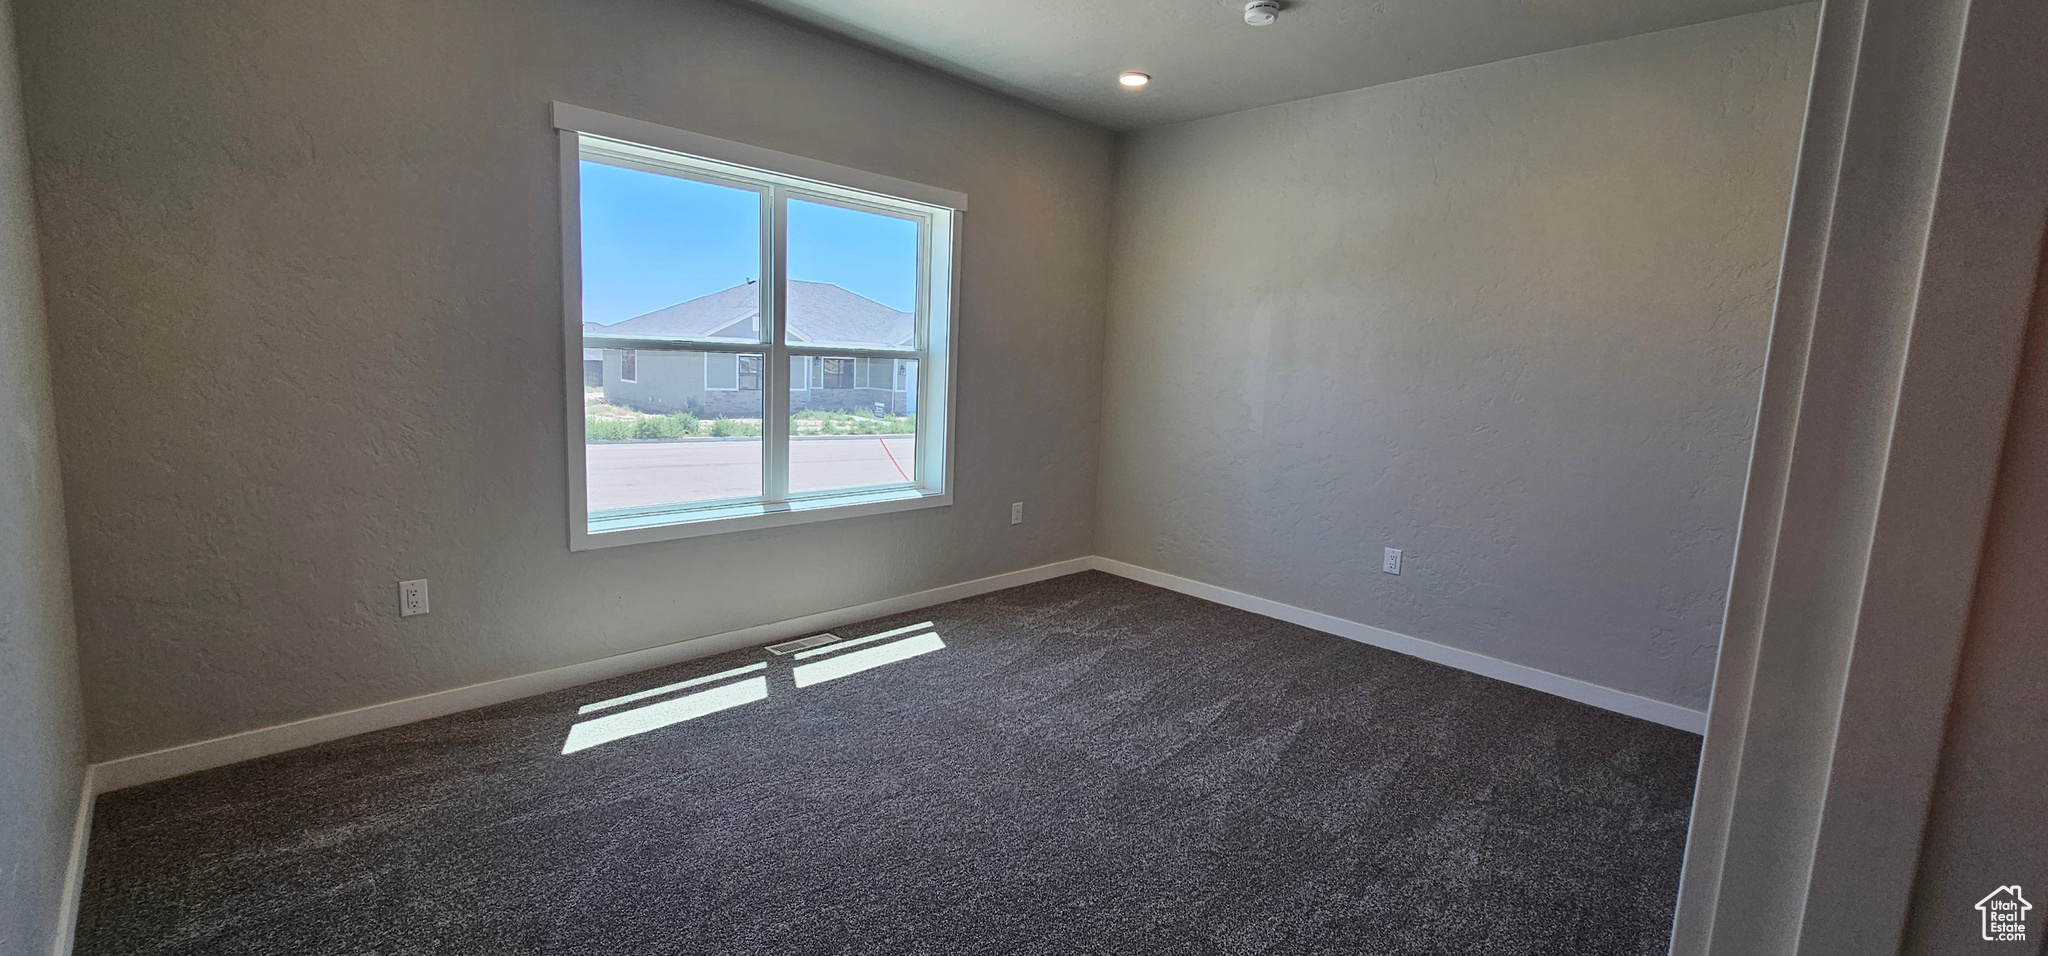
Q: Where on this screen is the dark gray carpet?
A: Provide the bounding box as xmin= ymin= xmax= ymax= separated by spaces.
xmin=76 ymin=571 xmax=1700 ymax=955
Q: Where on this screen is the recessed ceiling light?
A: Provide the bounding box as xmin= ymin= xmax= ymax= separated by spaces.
xmin=1118 ymin=72 xmax=1150 ymax=88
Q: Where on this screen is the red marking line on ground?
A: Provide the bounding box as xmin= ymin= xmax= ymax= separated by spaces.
xmin=880 ymin=436 xmax=911 ymax=482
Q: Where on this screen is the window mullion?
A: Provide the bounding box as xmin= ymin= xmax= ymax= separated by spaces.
xmin=911 ymin=210 xmax=932 ymax=487
xmin=763 ymin=185 xmax=791 ymax=504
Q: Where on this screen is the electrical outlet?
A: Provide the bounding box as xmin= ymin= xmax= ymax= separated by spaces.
xmin=1011 ymin=501 xmax=1024 ymax=525
xmin=1382 ymin=548 xmax=1402 ymax=575
xmin=399 ymin=579 xmax=430 ymax=617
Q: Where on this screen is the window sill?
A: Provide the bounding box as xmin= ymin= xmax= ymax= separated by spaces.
xmin=572 ymin=487 xmax=950 ymax=550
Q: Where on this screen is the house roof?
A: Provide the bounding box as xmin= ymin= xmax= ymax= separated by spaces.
xmin=600 ymin=280 xmax=914 ymax=348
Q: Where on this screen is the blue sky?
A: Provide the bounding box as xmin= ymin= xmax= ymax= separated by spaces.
xmin=580 ymin=161 xmax=918 ymax=325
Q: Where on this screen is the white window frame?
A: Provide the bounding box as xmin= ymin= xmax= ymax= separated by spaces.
xmin=617 ymin=348 xmax=637 ymax=383
xmin=557 ymin=103 xmax=963 ymax=550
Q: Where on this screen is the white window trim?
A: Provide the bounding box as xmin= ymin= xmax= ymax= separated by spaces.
xmin=617 ymin=348 xmax=638 ymax=383
xmin=557 ymin=103 xmax=962 ymax=550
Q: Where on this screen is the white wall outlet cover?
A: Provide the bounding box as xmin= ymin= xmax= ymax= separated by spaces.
xmin=1382 ymin=548 xmax=1402 ymax=574
xmin=1011 ymin=502 xmax=1024 ymax=525
xmin=399 ymin=579 xmax=430 ymax=617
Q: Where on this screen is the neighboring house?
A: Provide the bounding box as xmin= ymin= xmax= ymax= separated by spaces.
xmin=594 ymin=280 xmax=919 ymax=418
xmin=581 ymin=322 xmax=605 ymax=387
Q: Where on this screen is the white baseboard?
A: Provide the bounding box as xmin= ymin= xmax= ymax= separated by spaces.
xmin=88 ymin=551 xmax=1702 ymax=795
xmin=1086 ymin=557 xmax=1708 ymax=734
xmin=89 ymin=556 xmax=1096 ymax=794
xmin=53 ymin=766 xmax=93 ymax=956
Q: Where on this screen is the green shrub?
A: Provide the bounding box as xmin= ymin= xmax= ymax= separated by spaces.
xmin=632 ymin=413 xmax=696 ymax=440
xmin=709 ymin=417 xmax=762 ymax=438
xmin=791 ymin=410 xmax=915 ymax=435
xmin=585 ymin=418 xmax=632 ymax=441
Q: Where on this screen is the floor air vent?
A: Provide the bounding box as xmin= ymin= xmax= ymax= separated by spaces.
xmin=766 ymin=633 xmax=840 ymax=655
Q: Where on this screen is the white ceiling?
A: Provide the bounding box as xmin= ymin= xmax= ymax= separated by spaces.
xmin=738 ymin=0 xmax=1806 ymax=130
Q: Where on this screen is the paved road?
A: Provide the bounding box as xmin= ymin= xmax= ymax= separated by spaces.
xmin=587 ymin=435 xmax=917 ymax=512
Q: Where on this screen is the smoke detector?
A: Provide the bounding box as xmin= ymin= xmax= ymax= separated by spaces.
xmin=1244 ymin=1 xmax=1280 ymax=26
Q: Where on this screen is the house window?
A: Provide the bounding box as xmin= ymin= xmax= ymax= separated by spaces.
xmin=704 ymin=353 xmax=761 ymax=391
xmin=705 ymin=352 xmax=737 ymax=390
xmin=559 ymin=103 xmax=961 ymax=548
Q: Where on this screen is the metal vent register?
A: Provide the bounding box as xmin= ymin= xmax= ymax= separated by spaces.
xmin=765 ymin=633 xmax=841 ymax=655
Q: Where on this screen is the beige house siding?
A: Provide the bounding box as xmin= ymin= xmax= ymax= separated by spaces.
xmin=601 ymin=350 xmax=915 ymax=417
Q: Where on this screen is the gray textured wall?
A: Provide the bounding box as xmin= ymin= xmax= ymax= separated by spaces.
xmin=1097 ymin=7 xmax=1817 ymax=711
xmin=15 ymin=0 xmax=1114 ymax=761
xmin=0 ymin=0 xmax=84 ymax=949
xmin=1901 ymin=235 xmax=2048 ymax=956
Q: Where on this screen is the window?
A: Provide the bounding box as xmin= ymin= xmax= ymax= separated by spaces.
xmin=705 ymin=352 xmax=738 ymax=391
xmin=559 ymin=104 xmax=961 ymax=548
xmin=705 ymin=353 xmax=762 ymax=391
